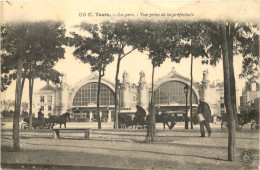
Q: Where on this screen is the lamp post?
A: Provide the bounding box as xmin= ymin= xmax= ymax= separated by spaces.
xmin=184 ymin=84 xmax=189 ymax=129
xmin=118 ymin=84 xmax=121 ymax=116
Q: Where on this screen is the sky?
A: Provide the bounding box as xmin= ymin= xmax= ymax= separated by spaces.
xmin=1 ymin=1 xmax=258 ymax=103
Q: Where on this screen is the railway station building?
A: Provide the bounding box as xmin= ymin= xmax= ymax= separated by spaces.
xmin=33 ymin=67 xmax=238 ymax=122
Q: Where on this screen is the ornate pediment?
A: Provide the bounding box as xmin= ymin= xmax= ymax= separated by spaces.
xmin=71 ymin=72 xmax=115 ymax=91
xmin=154 ymin=67 xmax=200 ymax=89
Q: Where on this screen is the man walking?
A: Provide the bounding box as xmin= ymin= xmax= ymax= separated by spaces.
xmin=197 ymin=99 xmax=212 ymax=137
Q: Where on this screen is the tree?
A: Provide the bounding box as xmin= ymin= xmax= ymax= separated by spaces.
xmin=129 ymin=21 xmax=182 ymax=142
xmin=181 ymin=21 xmax=237 ymax=160
xmin=21 ymin=21 xmax=66 ymax=129
xmin=200 ymin=21 xmax=259 ymax=129
xmin=70 ymin=22 xmax=116 ymax=129
xmin=221 ymin=21 xmax=236 ymax=161
xmin=173 ymin=22 xmax=210 ymax=129
xmin=184 ymin=20 xmax=259 ymax=161
xmin=101 ymin=21 xmax=137 ymax=129
xmin=1 ymin=21 xmax=66 ymax=151
xmin=224 ymin=21 xmax=258 ymax=160
xmin=237 ymin=24 xmax=259 ymax=79
xmin=1 ymin=22 xmax=30 ymax=151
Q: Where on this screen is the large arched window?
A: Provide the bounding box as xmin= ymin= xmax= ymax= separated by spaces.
xmin=73 ymin=83 xmax=115 ymax=106
xmin=154 ymin=81 xmax=198 ymax=105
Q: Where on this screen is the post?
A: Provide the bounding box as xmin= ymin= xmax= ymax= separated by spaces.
xmin=89 ymin=110 xmax=92 ymax=122
xmin=100 ymin=112 xmax=103 ymax=121
xmin=185 ymin=92 xmax=188 ymax=129
xmin=184 ymin=84 xmax=189 ymax=129
xmin=108 ymin=110 xmax=111 ymax=123
xmin=53 ymin=130 xmax=60 ymax=139
xmin=190 ymin=53 xmax=193 ymax=130
xmin=84 ymin=129 xmax=91 ymax=139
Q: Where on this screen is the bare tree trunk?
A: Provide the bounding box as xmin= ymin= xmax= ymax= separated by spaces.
xmin=13 ymin=57 xmax=24 ymax=151
xmin=114 ymin=56 xmax=121 ymax=129
xmin=146 ymin=62 xmax=156 ymax=142
xmin=227 ymin=23 xmax=240 ymax=129
xmin=29 ymin=77 xmax=34 ymax=129
xmin=20 ymin=77 xmax=26 ymax=100
xmin=221 ymin=21 xmax=236 ymax=161
xmin=190 ymin=53 xmax=193 ymax=129
xmin=97 ymin=71 xmax=102 ymax=129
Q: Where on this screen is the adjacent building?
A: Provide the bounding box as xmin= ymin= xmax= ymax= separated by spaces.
xmin=240 ymin=79 xmax=260 ymax=115
xmin=33 ymin=83 xmax=57 ymax=117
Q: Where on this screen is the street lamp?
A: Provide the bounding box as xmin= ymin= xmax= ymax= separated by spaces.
xmin=184 ymin=84 xmax=189 ymax=129
xmin=118 ymin=84 xmax=121 ymax=114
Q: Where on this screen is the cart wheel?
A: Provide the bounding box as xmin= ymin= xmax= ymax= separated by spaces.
xmin=251 ymin=122 xmax=259 ymax=130
xmin=21 ymin=123 xmax=29 ymax=130
xmin=221 ymin=121 xmax=228 ymax=130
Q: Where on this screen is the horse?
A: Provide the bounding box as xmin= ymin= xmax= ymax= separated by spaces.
xmin=131 ymin=113 xmax=177 ymax=130
xmin=49 ymin=112 xmax=71 ymax=128
xmin=118 ymin=113 xmax=135 ymax=129
xmin=146 ymin=113 xmax=177 ymax=130
xmin=132 ymin=115 xmax=146 ymax=129
xmin=157 ymin=113 xmax=176 ymax=129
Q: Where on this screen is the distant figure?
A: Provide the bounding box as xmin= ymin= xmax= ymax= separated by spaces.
xmin=135 ymin=105 xmax=146 ymax=118
xmin=197 ymin=99 xmax=212 ymax=137
xmin=133 ymin=105 xmax=147 ymax=127
xmin=213 ymin=115 xmax=217 ymax=124
xmin=38 ymin=108 xmax=44 ymax=120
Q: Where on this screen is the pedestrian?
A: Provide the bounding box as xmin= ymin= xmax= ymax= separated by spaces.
xmin=197 ymin=99 xmax=212 ymax=137
xmin=38 ymin=108 xmax=44 ymax=120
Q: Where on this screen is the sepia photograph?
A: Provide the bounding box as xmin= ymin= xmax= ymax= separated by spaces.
xmin=1 ymin=1 xmax=259 ymax=169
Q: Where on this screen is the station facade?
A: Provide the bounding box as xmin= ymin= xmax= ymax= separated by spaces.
xmin=33 ymin=67 xmax=233 ymax=122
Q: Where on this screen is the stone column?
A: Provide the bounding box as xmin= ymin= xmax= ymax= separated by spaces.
xmin=138 ymin=71 xmax=149 ymax=112
xmin=122 ymin=71 xmax=131 ymax=108
xmin=108 ymin=110 xmax=111 ymax=122
xmin=89 ymin=110 xmax=92 ymax=122
xmin=201 ymin=69 xmax=209 ymax=100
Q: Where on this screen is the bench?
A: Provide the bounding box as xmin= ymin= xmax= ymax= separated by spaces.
xmin=52 ymin=128 xmax=91 ymax=139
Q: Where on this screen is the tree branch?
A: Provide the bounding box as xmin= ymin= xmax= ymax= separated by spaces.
xmin=121 ymin=48 xmax=136 ymax=59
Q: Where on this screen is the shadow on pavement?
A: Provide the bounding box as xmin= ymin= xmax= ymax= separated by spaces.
xmin=1 ymin=163 xmax=118 ymax=170
xmin=19 ymin=141 xmax=229 ymax=162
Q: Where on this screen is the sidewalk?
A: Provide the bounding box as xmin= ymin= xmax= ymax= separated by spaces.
xmin=1 ymin=125 xmax=259 ymax=169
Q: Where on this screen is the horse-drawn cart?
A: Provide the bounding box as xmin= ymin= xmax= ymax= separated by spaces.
xmin=220 ymin=112 xmax=259 ymax=130
xmin=20 ymin=112 xmax=71 ymax=129
xmin=20 ymin=117 xmax=52 ymax=129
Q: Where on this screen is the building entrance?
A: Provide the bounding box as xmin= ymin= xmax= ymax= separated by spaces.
xmin=71 ymin=107 xmax=113 ymax=123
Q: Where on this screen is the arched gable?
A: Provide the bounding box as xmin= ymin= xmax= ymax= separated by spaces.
xmin=153 ymin=77 xmax=200 ymax=105
xmin=68 ymin=76 xmax=115 ymax=108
